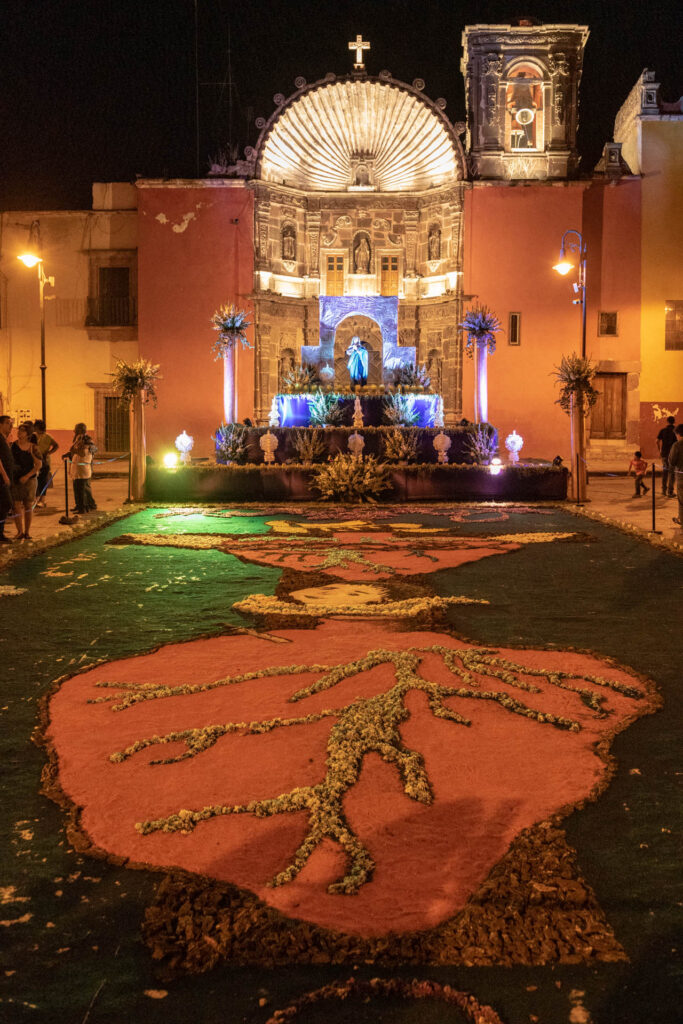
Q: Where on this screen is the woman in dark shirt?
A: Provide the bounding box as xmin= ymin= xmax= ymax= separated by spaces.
xmin=11 ymin=425 xmax=41 ymax=539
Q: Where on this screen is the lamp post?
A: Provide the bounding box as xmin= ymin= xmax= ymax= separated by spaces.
xmin=553 ymin=229 xmax=588 ymax=501
xmin=17 ymin=220 xmax=54 ymax=422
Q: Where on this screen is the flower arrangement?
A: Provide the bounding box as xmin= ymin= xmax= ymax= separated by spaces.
xmin=307 ymin=389 xmax=344 ymax=427
xmin=282 ymin=363 xmax=321 ymax=392
xmin=465 ymin=424 xmax=497 ymax=465
xmin=553 ymin=353 xmax=600 ymax=413
xmin=213 ymin=422 xmax=248 ymax=464
xmin=382 ymin=392 xmax=418 ymax=427
xmin=459 ymin=305 xmax=502 ymax=357
xmin=392 ymin=362 xmax=431 ymax=390
xmin=382 ymin=427 xmax=418 ymax=463
xmin=210 ymin=304 xmax=252 ymax=358
xmin=311 ymin=454 xmax=391 ymax=503
xmin=109 ymin=358 xmax=161 ymax=408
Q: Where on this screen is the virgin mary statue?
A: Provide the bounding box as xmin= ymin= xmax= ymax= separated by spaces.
xmin=346 ymin=336 xmax=369 ymax=386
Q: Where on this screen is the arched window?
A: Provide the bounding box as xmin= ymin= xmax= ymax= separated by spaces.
xmin=505 ymin=64 xmax=544 ymax=152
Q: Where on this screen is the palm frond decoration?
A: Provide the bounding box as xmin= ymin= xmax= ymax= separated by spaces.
xmin=381 ymin=427 xmax=418 ymax=463
xmin=459 ymin=306 xmax=502 ymax=357
xmin=382 ymin=393 xmax=419 ymax=427
xmin=464 ymin=424 xmax=497 ymax=465
xmin=392 ymin=362 xmax=431 ymax=389
xmin=109 ymin=359 xmax=161 ymax=408
xmin=210 ymin=304 xmax=252 ymax=358
xmin=292 ymin=427 xmax=327 ymax=464
xmin=308 ymin=389 xmax=344 ymax=427
xmin=553 ymin=354 xmax=600 ymax=413
xmin=282 ymin=363 xmax=322 ymax=391
xmin=213 ymin=423 xmax=249 ymax=464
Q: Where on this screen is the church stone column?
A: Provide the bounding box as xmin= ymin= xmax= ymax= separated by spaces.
xmin=306 ymin=210 xmax=321 ymax=278
xmin=256 ymin=200 xmax=271 ymax=270
xmin=404 ymin=210 xmax=419 ymax=276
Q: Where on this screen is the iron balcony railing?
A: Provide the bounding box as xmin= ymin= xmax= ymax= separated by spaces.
xmin=86 ymin=296 xmax=137 ymax=327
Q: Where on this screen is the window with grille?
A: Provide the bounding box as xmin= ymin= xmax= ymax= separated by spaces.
xmin=380 ymin=255 xmax=399 ymax=296
xmin=325 ymin=255 xmax=344 ymax=296
xmin=104 ymin=396 xmax=130 ymax=452
xmin=665 ymin=300 xmax=683 ymax=351
xmin=598 ymin=311 xmax=618 ymax=336
xmin=508 ymin=312 xmax=521 ymax=345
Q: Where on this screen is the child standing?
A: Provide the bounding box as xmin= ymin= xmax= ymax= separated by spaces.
xmin=628 ymin=450 xmax=649 ymax=497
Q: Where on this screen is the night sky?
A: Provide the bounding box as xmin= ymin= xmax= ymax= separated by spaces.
xmin=1 ymin=0 xmax=680 ymax=210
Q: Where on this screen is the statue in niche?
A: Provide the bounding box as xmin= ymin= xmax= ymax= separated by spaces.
xmin=355 ymin=164 xmax=370 ymax=186
xmin=346 ymin=336 xmax=369 ymax=386
xmin=282 ymin=224 xmax=296 ymax=261
xmin=354 ymin=236 xmax=371 ymax=274
xmin=428 ymin=227 xmax=441 ymax=261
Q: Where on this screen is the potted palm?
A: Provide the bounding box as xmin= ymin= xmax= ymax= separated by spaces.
xmin=211 ymin=304 xmax=252 ymax=423
xmin=110 ymin=358 xmax=161 ymax=500
xmin=553 ymin=353 xmax=600 ymax=502
xmin=459 ymin=306 xmax=501 ymax=424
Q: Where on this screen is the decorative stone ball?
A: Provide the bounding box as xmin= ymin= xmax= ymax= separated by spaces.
xmin=505 ymin=429 xmax=524 ymax=463
xmin=347 ymin=432 xmax=365 ymax=459
xmin=175 ymin=430 xmax=194 ymax=465
xmin=259 ymin=430 xmax=279 ymax=465
xmin=319 ymin=363 xmax=335 ymax=383
xmin=433 ymin=431 xmax=452 ymax=465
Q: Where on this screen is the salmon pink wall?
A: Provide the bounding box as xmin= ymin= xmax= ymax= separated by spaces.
xmin=137 ymin=183 xmax=254 ymax=460
xmin=464 ymin=180 xmax=642 ymax=461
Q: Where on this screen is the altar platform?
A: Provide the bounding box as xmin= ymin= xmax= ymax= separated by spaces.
xmin=145 ymin=462 xmax=568 ymax=503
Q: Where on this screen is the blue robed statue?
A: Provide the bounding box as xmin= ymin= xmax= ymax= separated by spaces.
xmin=346 ymin=335 xmax=369 ymax=386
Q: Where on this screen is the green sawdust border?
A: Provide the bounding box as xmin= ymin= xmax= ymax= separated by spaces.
xmin=0 ymin=503 xmax=144 ymax=570
xmin=36 ymin=620 xmax=661 ymax=975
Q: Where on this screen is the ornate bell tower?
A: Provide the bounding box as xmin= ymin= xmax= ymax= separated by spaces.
xmin=461 ymin=20 xmax=589 ymax=180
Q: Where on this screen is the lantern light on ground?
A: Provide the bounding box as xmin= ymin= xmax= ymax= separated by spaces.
xmin=489 ymin=457 xmax=503 ymax=476
xmin=163 ymin=452 xmax=179 ymax=468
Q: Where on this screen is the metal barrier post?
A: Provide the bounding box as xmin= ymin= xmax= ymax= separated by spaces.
xmin=58 ymin=456 xmax=79 ymax=525
xmin=650 ymin=461 xmax=661 ymax=534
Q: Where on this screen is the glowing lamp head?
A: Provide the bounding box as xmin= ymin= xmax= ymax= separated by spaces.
xmin=18 ymin=253 xmax=43 ymax=268
xmin=162 ymin=452 xmax=179 ymax=469
xmin=553 ymin=259 xmax=574 ymax=276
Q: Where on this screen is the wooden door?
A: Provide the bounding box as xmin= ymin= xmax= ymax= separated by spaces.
xmin=325 ymin=255 xmax=344 ymax=296
xmin=590 ymin=373 xmax=626 ymax=438
xmin=380 ymin=255 xmax=399 ymax=296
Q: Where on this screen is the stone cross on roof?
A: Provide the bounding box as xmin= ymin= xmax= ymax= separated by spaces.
xmin=348 ymin=34 xmax=370 ymax=70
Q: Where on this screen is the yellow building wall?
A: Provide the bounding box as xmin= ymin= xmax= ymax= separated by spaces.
xmin=640 ymin=121 xmax=683 ymax=401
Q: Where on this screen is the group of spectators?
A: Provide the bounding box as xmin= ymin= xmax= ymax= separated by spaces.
xmin=0 ymin=418 xmax=97 ymax=543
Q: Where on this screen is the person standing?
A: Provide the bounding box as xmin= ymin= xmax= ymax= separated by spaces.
xmin=627 ymin=450 xmax=649 ymax=497
xmin=656 ymin=415 xmax=677 ymax=497
xmin=0 ymin=415 xmax=15 ymax=544
xmin=33 ymin=418 xmax=59 ymax=507
xmin=668 ymin=424 xmax=683 ymax=528
xmin=68 ymin=423 xmax=97 ymax=513
xmin=10 ymin=424 xmax=41 ymax=539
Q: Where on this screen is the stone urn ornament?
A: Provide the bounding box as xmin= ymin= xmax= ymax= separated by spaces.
xmin=174 ymin=430 xmax=194 ymax=466
xmin=347 ymin=431 xmax=365 ymax=460
xmin=259 ymin=430 xmax=279 ymax=465
xmin=505 ymin=429 xmax=524 ymax=464
xmin=433 ymin=431 xmax=452 ymax=465
xmin=352 ymin=395 xmax=364 ymax=429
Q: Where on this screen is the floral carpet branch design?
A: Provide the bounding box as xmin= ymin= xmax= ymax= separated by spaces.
xmin=96 ymin=645 xmax=643 ymax=896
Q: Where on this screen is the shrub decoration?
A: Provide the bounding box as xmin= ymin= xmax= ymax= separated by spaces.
xmin=382 ymin=427 xmax=418 ymax=463
xmin=213 ymin=423 xmax=248 ymax=464
xmin=465 ymin=424 xmax=497 ymax=465
xmin=210 ymin=304 xmax=252 ymax=359
xmin=459 ymin=306 xmax=502 ymax=357
xmin=383 ymin=392 xmax=419 ymax=427
xmin=292 ymin=427 xmax=326 ymax=464
xmin=553 ymin=354 xmax=601 ymax=413
xmin=308 ymin=389 xmax=344 ymax=427
xmin=311 ymin=454 xmax=391 ymax=503
xmin=110 ymin=358 xmax=161 ymax=408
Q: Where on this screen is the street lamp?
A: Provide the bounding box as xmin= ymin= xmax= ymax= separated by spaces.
xmin=17 ymin=220 xmax=54 ymax=422
xmin=553 ymin=228 xmax=587 ymax=358
xmin=553 ymin=228 xmax=589 ymax=502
